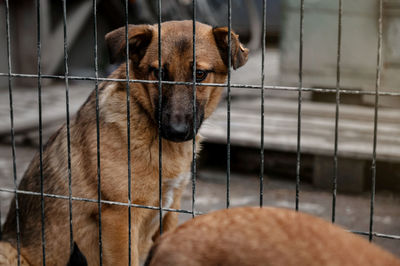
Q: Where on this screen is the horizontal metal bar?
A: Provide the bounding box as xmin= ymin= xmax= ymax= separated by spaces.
xmin=0 ymin=73 xmax=399 ymax=96
xmin=351 ymin=230 xmax=400 ymax=241
xmin=0 ymin=188 xmax=200 ymax=215
xmin=1 ymin=187 xmax=398 ymax=240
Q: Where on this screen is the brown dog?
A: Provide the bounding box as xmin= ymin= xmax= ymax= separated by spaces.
xmin=0 ymin=20 xmax=248 ymax=266
xmin=145 ymin=207 xmax=400 ymax=266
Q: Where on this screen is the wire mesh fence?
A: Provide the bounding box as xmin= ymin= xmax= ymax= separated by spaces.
xmin=0 ymin=0 xmax=399 ymax=265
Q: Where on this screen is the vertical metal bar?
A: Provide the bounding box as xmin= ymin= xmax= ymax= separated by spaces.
xmin=191 ymin=0 xmax=197 ymax=218
xmin=62 ymin=0 xmax=74 ymax=256
xmin=226 ymin=0 xmax=232 ymax=209
xmin=295 ymin=0 xmax=304 ymax=211
xmin=4 ymin=0 xmax=21 ymax=265
xmin=369 ymin=0 xmax=383 ymax=242
xmin=259 ymin=0 xmax=267 ymax=207
xmin=124 ymin=0 xmax=132 ymax=264
xmin=157 ymin=0 xmax=163 ymax=235
xmin=332 ymin=0 xmax=342 ymax=223
xmin=92 ymin=0 xmax=102 ymax=264
xmin=36 ymin=0 xmax=46 ymax=264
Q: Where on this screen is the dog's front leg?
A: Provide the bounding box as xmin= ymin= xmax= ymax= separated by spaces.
xmin=101 ymin=206 xmax=140 ymax=266
xmin=151 ymin=211 xmax=179 ymax=243
xmin=152 ymin=187 xmax=184 ymax=242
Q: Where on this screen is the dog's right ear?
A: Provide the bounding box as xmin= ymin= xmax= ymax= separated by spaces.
xmin=212 ymin=27 xmax=249 ymax=70
xmin=105 ymin=25 xmax=153 ymax=64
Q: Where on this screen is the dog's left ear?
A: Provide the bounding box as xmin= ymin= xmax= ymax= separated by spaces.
xmin=105 ymin=24 xmax=153 ymax=64
xmin=213 ymin=27 xmax=249 ymax=70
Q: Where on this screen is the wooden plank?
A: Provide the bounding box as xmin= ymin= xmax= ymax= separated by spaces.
xmin=231 ymin=98 xmax=400 ymax=123
xmin=0 ymin=84 xmax=91 ymax=137
xmin=41 ymin=0 xmax=94 ymax=76
xmin=200 ymin=98 xmax=400 ymax=161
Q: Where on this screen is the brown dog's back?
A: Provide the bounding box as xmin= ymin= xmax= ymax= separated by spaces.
xmin=145 ymin=207 xmax=400 ymax=266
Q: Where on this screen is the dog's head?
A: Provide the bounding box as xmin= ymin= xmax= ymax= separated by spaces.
xmin=105 ymin=20 xmax=248 ymax=142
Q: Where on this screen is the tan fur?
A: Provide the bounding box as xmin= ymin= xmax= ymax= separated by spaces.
xmin=0 ymin=20 xmax=248 ymax=266
xmin=145 ymin=207 xmax=400 ymax=266
xmin=0 ymin=242 xmax=30 ymax=266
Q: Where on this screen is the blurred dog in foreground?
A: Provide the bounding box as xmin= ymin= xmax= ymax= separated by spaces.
xmin=0 ymin=20 xmax=248 ymax=266
xmin=144 ymin=207 xmax=400 ymax=266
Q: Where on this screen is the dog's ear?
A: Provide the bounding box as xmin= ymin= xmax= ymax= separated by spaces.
xmin=212 ymin=27 xmax=249 ymax=70
xmin=105 ymin=25 xmax=153 ymax=64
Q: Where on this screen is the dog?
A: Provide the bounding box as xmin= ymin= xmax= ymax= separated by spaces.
xmin=0 ymin=20 xmax=248 ymax=266
xmin=144 ymin=207 xmax=400 ymax=266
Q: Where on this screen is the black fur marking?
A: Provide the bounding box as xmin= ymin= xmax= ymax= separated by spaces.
xmin=175 ymin=38 xmax=190 ymax=54
xmin=67 ymin=242 xmax=88 ymax=266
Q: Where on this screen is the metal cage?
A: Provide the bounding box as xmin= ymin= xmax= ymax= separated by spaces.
xmin=0 ymin=0 xmax=399 ymax=265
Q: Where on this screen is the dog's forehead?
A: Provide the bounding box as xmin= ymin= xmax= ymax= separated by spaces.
xmin=141 ymin=20 xmax=223 ymax=70
xmin=146 ymin=21 xmax=222 ymax=67
xmin=156 ymin=20 xmax=212 ymax=38
xmin=154 ymin=21 xmax=213 ymax=51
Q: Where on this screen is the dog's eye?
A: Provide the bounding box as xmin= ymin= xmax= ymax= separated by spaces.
xmin=152 ymin=68 xmax=165 ymax=80
xmin=195 ymin=70 xmax=208 ymax=82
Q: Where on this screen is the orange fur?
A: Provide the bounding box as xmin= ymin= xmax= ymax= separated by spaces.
xmin=146 ymin=207 xmax=400 ymax=266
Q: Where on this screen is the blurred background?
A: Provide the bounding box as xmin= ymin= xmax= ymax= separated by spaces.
xmin=0 ymin=0 xmax=399 ymax=255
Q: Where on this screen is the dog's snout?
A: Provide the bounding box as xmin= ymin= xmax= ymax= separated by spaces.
xmin=161 ymin=110 xmax=192 ymax=142
xmin=170 ymin=111 xmax=187 ymax=126
xmin=169 ymin=121 xmax=189 ymax=139
xmin=157 ymin=87 xmax=205 ymax=142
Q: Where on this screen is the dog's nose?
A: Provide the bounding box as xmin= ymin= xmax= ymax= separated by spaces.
xmin=160 ymin=112 xmax=193 ymax=142
xmin=167 ymin=121 xmax=189 ymax=140
xmin=170 ymin=121 xmax=188 ymax=135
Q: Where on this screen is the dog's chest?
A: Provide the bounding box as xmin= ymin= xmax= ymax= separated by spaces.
xmin=162 ymin=172 xmax=190 ymax=208
xmin=149 ymin=172 xmax=190 ymax=225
